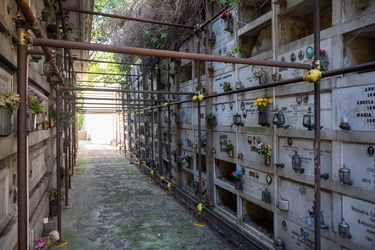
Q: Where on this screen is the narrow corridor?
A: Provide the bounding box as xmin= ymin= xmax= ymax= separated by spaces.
xmin=61 ymin=141 xmax=244 ymax=249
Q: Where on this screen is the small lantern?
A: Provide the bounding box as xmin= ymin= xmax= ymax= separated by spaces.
xmin=262 ymin=189 xmax=271 ymax=203
xmin=292 ymin=151 xmax=304 ymax=173
xmin=232 ymin=113 xmax=243 ymax=126
xmin=303 ymin=107 xmax=314 ymax=130
xmin=339 ymin=165 xmax=352 ymax=185
xmin=339 ymin=116 xmax=350 ymax=130
xmin=43 ymin=61 xmax=52 ymax=75
xmin=338 ymin=218 xmax=351 ymax=238
xmin=275 ymin=237 xmax=285 ymax=250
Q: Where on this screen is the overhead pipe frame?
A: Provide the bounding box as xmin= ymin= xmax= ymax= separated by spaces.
xmin=32 ymin=38 xmax=310 ymax=70
xmin=65 ymin=7 xmax=195 ymax=30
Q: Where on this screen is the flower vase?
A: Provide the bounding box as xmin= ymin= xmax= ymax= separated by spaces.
xmin=258 ymin=112 xmax=269 ymax=126
xmin=208 ymin=118 xmax=217 ymax=127
xmin=224 ymin=19 xmax=232 ymax=32
xmin=273 ymin=113 xmax=285 ymax=127
xmin=49 ymin=117 xmax=55 ymax=128
xmin=0 ymin=107 xmax=11 ymax=136
xmin=234 ymin=180 xmax=243 ymax=191
xmin=228 ymin=150 xmax=233 ymax=158
xmin=264 ymin=156 xmax=271 ymax=166
xmin=27 ymin=109 xmax=37 ymax=132
xmin=258 ymin=75 xmax=266 ymax=85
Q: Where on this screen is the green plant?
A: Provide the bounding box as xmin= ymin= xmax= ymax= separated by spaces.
xmin=225 ymin=46 xmax=243 ymax=57
xmin=224 ymin=143 xmax=234 ymax=152
xmin=27 ymin=92 xmax=45 ymax=114
xmin=211 ymin=0 xmax=239 ymax=6
xmin=49 ymin=104 xmax=56 ymax=118
xmin=256 ymin=143 xmax=272 ymax=156
xmin=220 ymin=82 xmax=232 ymax=92
xmin=77 ymin=114 xmax=85 ymax=130
xmin=205 ymin=113 xmax=216 ymax=121
xmin=194 ymin=133 xmax=206 ymax=149
xmin=272 ymin=105 xmax=287 ymax=118
xmin=0 ymin=92 xmax=20 ymax=112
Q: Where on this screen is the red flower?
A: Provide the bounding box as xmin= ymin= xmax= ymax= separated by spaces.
xmin=220 ymin=10 xmax=232 ymax=20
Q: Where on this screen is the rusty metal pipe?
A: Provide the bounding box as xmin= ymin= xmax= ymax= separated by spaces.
xmin=62 ymin=86 xmax=195 ymax=95
xmin=73 ymin=58 xmax=145 ymax=66
xmin=76 ymin=81 xmax=123 ymax=83
xmin=313 ymin=0 xmax=321 ymax=249
xmin=66 ymin=7 xmax=194 ymax=29
xmin=56 ymin=88 xmax=62 ymax=238
xmin=32 ymin=38 xmax=311 ymax=69
xmin=73 ymin=102 xmax=144 ymax=105
xmin=69 ymin=97 xmax=164 ymax=102
xmin=17 ymin=26 xmax=28 ymax=250
xmin=27 ymin=49 xmax=62 ymax=56
xmin=74 ymin=71 xmax=138 ymax=76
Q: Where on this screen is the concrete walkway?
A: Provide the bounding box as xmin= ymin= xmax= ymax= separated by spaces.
xmin=61 ymin=141 xmax=243 ymax=249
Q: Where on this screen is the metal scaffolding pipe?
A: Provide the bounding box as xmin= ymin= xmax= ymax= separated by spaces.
xmin=62 ymin=86 xmax=195 ymax=95
xmin=73 ymin=102 xmax=145 ymax=106
xmin=69 ymin=97 xmax=164 ymax=102
xmin=73 ymin=58 xmax=145 ymax=66
xmin=31 ymin=38 xmax=311 ymax=69
xmin=74 ymin=71 xmax=138 ymax=76
xmin=76 ymin=80 xmax=124 ymax=83
xmin=17 ymin=26 xmax=29 ymax=250
xmin=66 ymin=7 xmax=195 ymax=29
xmin=313 ymin=0 xmax=321 ymax=249
xmin=27 ymin=49 xmax=62 ymax=56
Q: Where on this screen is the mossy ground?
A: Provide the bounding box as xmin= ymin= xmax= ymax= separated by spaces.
xmin=61 ymin=141 xmax=242 ymax=249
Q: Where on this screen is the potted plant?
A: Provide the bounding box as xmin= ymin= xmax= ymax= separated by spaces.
xmin=224 ymin=143 xmax=234 ymax=158
xmin=48 ymin=104 xmax=56 ymax=127
xmin=231 ymin=169 xmax=245 ymax=191
xmin=254 ymin=96 xmax=272 ymax=126
xmin=205 ymin=113 xmax=217 ymax=127
xmin=254 ymin=69 xmax=267 ymax=85
xmin=27 ymin=92 xmax=45 ymax=132
xmin=272 ymin=105 xmax=288 ymax=128
xmin=48 ymin=187 xmax=58 ymax=216
xmin=256 ymin=143 xmax=272 ymax=165
xmin=181 ymin=153 xmax=193 ymax=169
xmin=0 ymin=92 xmax=20 ymax=136
xmin=220 ymin=82 xmax=232 ymax=92
xmin=194 ymin=133 xmax=206 ymax=149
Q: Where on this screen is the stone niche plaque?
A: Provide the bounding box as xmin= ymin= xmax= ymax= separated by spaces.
xmin=275 ymin=93 xmax=332 ymax=130
xmin=277 ymin=216 xmax=335 ymax=250
xmin=214 ymin=103 xmax=236 ymax=126
xmin=277 ymin=39 xmax=331 ymax=79
xmin=338 ymin=84 xmax=375 ymax=131
xmin=212 ymin=18 xmax=233 ymax=47
xmin=278 ymin=137 xmax=332 ymax=175
xmin=343 ymin=143 xmax=375 ymax=190
xmin=342 ymin=196 xmax=375 ymax=249
xmin=279 ymin=179 xmax=332 ymax=225
xmin=0 ymin=68 xmax=12 ymax=92
xmin=213 ymin=72 xmax=235 ymax=94
xmin=238 ymin=65 xmax=258 ymax=87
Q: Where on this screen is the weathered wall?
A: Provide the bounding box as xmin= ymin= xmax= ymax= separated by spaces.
xmin=128 ymin=1 xmax=375 ymax=249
